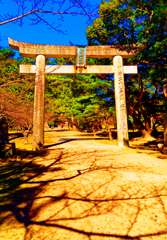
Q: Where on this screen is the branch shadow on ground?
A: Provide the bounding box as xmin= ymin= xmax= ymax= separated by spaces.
xmin=1 ymin=149 xmax=167 ymax=239
xmin=0 ymin=150 xmax=62 ymax=204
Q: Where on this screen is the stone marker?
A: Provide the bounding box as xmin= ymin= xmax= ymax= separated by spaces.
xmin=113 ymin=56 xmax=129 ymax=147
xmin=0 ymin=117 xmax=15 ymax=158
xmin=0 ymin=117 xmax=8 ymax=144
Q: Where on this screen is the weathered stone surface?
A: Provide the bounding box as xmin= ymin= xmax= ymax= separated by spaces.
xmin=32 ymin=55 xmax=45 ymax=151
xmin=9 ymin=38 xmax=145 ymax=59
xmin=20 ymin=65 xmax=138 ymax=75
xmin=113 ymin=56 xmax=129 ymax=147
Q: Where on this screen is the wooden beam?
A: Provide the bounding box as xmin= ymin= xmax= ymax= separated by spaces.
xmin=20 ymin=65 xmax=137 ymax=74
xmin=9 ymin=38 xmax=145 ymax=59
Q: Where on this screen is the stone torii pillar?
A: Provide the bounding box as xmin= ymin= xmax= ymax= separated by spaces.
xmin=9 ymin=38 xmax=144 ymax=150
xmin=33 ymin=55 xmax=45 ymax=150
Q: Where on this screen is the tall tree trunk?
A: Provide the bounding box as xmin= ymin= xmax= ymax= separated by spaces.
xmin=132 ymin=78 xmax=153 ymax=138
xmin=103 ymin=119 xmax=112 ymax=141
xmin=23 ymin=125 xmax=32 ymax=145
xmin=93 ymin=129 xmax=96 ymax=137
xmin=23 ymin=130 xmax=28 ymax=145
xmin=107 ymin=124 xmax=112 ymax=141
xmin=71 ymin=115 xmax=79 ymax=131
xmin=73 ymin=124 xmax=78 ymax=131
xmin=133 ymin=113 xmax=153 ymax=138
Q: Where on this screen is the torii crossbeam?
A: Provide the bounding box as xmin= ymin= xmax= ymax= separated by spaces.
xmin=9 ymin=38 xmax=144 ymax=150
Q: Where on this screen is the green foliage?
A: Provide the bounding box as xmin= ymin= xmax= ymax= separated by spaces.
xmin=45 ymin=69 xmax=115 ymax=130
xmin=86 ymin=0 xmax=167 ymax=134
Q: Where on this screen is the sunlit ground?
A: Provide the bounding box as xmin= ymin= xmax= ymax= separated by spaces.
xmin=0 ymin=130 xmax=167 ymax=240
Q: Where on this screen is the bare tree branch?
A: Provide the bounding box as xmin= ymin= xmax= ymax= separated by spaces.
xmin=33 ymin=12 xmax=66 ymax=34
xmin=0 ymin=9 xmax=97 ymax=26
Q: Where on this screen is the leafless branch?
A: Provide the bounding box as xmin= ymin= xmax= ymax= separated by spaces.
xmin=0 ymin=9 xmax=97 ymax=26
xmin=33 ymin=12 xmax=66 ymax=34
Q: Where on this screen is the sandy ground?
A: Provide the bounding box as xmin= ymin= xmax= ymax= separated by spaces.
xmin=1 ymin=131 xmax=167 ymax=240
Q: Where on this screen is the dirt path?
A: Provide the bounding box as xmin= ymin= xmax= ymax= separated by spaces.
xmin=1 ymin=131 xmax=167 ymax=240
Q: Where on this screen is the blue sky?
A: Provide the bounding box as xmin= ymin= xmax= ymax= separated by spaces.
xmin=0 ymin=0 xmax=103 ymax=49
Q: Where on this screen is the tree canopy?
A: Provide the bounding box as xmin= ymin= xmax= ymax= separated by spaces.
xmin=86 ymin=0 xmax=167 ymax=137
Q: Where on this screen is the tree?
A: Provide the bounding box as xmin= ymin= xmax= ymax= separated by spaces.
xmin=0 ymin=48 xmax=60 ymax=144
xmin=86 ymin=0 xmax=167 ymax=138
xmin=45 ymin=63 xmax=116 ymax=137
xmin=0 ymin=48 xmax=35 ymax=143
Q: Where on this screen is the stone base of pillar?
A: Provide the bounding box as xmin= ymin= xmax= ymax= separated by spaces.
xmin=118 ymin=139 xmax=129 ymax=147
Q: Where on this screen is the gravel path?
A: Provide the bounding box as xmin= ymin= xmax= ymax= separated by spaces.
xmin=1 ymin=131 xmax=167 ymax=240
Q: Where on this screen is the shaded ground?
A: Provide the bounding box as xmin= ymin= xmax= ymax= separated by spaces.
xmin=1 ymin=130 xmax=167 ymax=240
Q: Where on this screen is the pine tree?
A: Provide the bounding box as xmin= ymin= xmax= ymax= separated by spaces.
xmin=86 ymin=0 xmax=167 ymax=137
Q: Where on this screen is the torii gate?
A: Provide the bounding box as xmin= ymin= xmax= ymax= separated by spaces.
xmin=9 ymin=38 xmax=143 ymax=150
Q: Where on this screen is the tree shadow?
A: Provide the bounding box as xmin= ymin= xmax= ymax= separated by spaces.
xmin=44 ymin=137 xmax=110 ymax=149
xmin=44 ymin=129 xmax=70 ymax=133
xmin=1 ymin=148 xmax=167 ymax=239
xmin=129 ymin=139 xmax=167 ymax=159
xmin=0 ymin=150 xmax=63 ymax=204
xmin=129 ymin=131 xmax=166 ymax=159
xmin=8 ymin=132 xmax=23 ymax=141
xmin=129 ymin=131 xmax=143 ymax=140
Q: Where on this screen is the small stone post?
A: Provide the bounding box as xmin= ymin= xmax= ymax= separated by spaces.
xmin=33 ymin=55 xmax=45 ymax=150
xmin=0 ymin=117 xmax=8 ymax=144
xmin=0 ymin=117 xmax=15 ymax=157
xmin=113 ymin=56 xmax=129 ymax=147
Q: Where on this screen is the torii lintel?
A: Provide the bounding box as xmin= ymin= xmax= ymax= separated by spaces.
xmin=9 ymin=38 xmax=145 ymax=58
